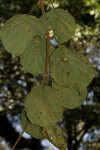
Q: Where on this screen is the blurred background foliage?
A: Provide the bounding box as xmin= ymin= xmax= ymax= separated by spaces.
xmin=0 ymin=0 xmax=100 ymax=150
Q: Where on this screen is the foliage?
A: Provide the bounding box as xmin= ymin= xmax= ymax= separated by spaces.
xmin=58 ymin=74 xmax=100 ymax=150
xmin=0 ymin=0 xmax=97 ymax=149
xmin=84 ymin=0 xmax=100 ymax=20
xmin=51 ymin=0 xmax=100 ymax=47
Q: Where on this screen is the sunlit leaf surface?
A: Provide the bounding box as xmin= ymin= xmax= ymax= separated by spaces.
xmin=0 ymin=9 xmax=96 ymax=149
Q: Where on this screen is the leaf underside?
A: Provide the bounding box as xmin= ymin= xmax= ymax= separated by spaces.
xmin=20 ymin=36 xmax=54 ymax=75
xmin=40 ymin=8 xmax=76 ymax=43
xmin=25 ymin=85 xmax=63 ymax=127
xmin=24 ymin=47 xmax=95 ymax=129
xmin=50 ymin=47 xmax=95 ymax=108
xmin=22 ymin=48 xmax=95 ymax=146
xmin=21 ymin=112 xmax=43 ymax=139
xmin=1 ymin=9 xmax=96 ymax=149
xmin=1 ymin=9 xmax=76 ymax=76
xmin=21 ymin=114 xmax=66 ymax=149
xmin=42 ymin=126 xmax=66 ymax=149
xmin=1 ymin=14 xmax=45 ymax=56
xmin=20 ymin=36 xmax=46 ymax=75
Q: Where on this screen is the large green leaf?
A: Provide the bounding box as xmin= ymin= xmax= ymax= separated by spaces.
xmin=50 ymin=47 xmax=96 ymax=108
xmin=50 ymin=47 xmax=95 ymax=87
xmin=1 ymin=14 xmax=45 ymax=56
xmin=21 ymin=112 xmax=43 ymax=139
xmin=25 ymin=85 xmax=63 ymax=127
xmin=40 ymin=8 xmax=76 ymax=44
xmin=20 ymin=36 xmax=54 ymax=75
xmin=20 ymin=36 xmax=46 ymax=75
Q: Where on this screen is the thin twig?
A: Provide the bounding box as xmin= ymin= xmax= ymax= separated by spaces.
xmin=11 ymin=121 xmax=28 ymax=150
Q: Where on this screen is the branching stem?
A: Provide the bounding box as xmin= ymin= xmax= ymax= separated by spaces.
xmin=44 ymin=31 xmax=50 ymax=77
xmin=38 ymin=0 xmax=50 ymax=82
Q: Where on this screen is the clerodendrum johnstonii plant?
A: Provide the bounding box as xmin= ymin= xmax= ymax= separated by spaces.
xmin=0 ymin=0 xmax=95 ymax=149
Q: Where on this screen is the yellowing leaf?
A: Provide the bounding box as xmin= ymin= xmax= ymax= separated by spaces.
xmin=42 ymin=126 xmax=66 ymax=150
xmin=21 ymin=112 xmax=43 ymax=139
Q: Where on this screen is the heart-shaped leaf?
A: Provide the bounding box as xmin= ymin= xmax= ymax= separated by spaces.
xmin=42 ymin=126 xmax=66 ymax=150
xmin=1 ymin=14 xmax=45 ymax=56
xmin=20 ymin=36 xmax=46 ymax=75
xmin=40 ymin=8 xmax=76 ymax=44
xmin=25 ymin=85 xmax=63 ymax=127
xmin=20 ymin=36 xmax=54 ymax=75
xmin=50 ymin=47 xmax=96 ymax=108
